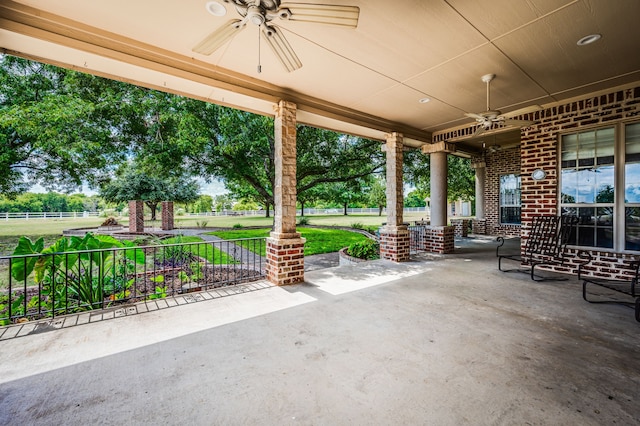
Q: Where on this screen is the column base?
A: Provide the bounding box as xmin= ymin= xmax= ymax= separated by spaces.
xmin=450 ymin=219 xmax=470 ymax=237
xmin=472 ymin=219 xmax=487 ymax=235
xmin=266 ymin=236 xmax=306 ymax=286
xmin=420 ymin=225 xmax=455 ymax=254
xmin=379 ymin=226 xmax=410 ymax=262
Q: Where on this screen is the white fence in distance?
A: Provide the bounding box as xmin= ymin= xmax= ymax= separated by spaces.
xmin=1 ymin=207 xmax=429 ymax=220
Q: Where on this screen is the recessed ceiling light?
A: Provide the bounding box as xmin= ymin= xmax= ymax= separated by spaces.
xmin=419 ymin=98 xmax=430 ymax=104
xmin=205 ymin=1 xmax=227 ymax=17
xmin=577 ymin=34 xmax=601 ymax=46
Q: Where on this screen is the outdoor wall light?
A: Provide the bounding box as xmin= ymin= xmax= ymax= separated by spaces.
xmin=531 ymin=169 xmax=547 ymax=180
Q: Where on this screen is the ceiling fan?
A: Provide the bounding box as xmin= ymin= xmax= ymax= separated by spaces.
xmin=465 ymin=74 xmax=540 ymax=137
xmin=193 ymin=0 xmax=360 ymax=72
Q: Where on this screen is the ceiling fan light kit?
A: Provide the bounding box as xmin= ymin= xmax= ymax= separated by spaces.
xmin=464 ymin=73 xmax=538 ymax=137
xmin=194 ymin=0 xmax=360 ymax=72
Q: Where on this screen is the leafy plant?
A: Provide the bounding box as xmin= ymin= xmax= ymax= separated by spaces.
xmin=232 ymin=223 xmax=243 ymax=229
xmin=297 ymin=216 xmax=310 ymax=226
xmin=195 ymin=220 xmax=208 ymax=228
xmin=146 ymin=286 xmax=167 ymax=300
xmin=10 ymin=233 xmax=146 ymax=315
xmin=350 ymin=222 xmax=364 ymax=229
xmin=346 ymin=239 xmax=379 ymax=260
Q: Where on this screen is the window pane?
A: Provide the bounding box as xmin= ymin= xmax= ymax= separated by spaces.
xmin=596 ymin=127 xmax=615 ymax=165
xmin=595 ymin=166 xmax=614 ymax=202
xmin=625 ymin=163 xmax=640 ymax=203
xmin=626 ymin=207 xmax=640 ymax=250
xmin=561 ymin=169 xmax=578 ymax=203
xmin=576 ymin=169 xmax=596 ymax=203
xmin=499 ymin=174 xmax=521 ymax=224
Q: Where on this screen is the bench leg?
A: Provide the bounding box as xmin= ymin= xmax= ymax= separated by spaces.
xmin=530 ymin=262 xmax=569 ymax=282
xmin=636 ymin=298 xmax=640 ymax=323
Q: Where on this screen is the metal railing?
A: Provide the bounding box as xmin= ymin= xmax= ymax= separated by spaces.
xmin=0 ymin=238 xmax=266 ymax=325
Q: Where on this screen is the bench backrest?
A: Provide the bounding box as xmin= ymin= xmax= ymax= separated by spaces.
xmin=523 ymin=215 xmax=578 ymax=259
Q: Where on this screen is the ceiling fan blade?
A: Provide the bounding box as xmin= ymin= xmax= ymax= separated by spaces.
xmin=502 ymin=118 xmax=536 ymax=127
xmin=279 ymin=3 xmax=359 ymax=28
xmin=464 ymin=112 xmax=485 ymax=120
xmin=262 ymin=25 xmax=303 ymax=72
xmin=472 ymin=125 xmax=487 ymax=138
xmin=193 ymin=19 xmax=245 ymax=55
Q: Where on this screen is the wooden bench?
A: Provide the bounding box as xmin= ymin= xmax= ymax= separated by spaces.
xmin=578 ymin=254 xmax=640 ymax=322
xmin=496 ymin=215 xmax=580 ymax=281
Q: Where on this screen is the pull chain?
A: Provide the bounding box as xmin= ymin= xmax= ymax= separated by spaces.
xmin=257 ymin=25 xmax=262 ymax=73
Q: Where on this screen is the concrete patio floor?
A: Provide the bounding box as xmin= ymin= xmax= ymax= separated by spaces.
xmin=0 ymin=237 xmax=638 ymax=425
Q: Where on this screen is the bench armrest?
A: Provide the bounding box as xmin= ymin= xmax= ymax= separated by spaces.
xmin=576 ymin=251 xmax=593 ymax=280
xmin=496 ymin=236 xmax=506 ymax=257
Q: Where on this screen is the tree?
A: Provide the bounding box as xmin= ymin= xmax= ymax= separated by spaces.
xmin=405 ymin=190 xmax=427 ymax=208
xmin=0 ymin=55 xmax=129 ymax=196
xmin=368 ymin=176 xmax=386 ymax=216
xmin=100 ymin=165 xmax=199 ymax=220
xmin=404 ymin=151 xmax=475 ymax=202
xmin=131 ymin=101 xmax=386 ymax=217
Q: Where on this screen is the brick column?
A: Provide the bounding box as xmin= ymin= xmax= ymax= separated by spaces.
xmin=161 ymin=201 xmax=174 ymax=230
xmin=379 ymin=132 xmax=410 ymax=262
xmin=266 ymin=100 xmax=305 ymax=285
xmin=128 ymin=200 xmax=144 ymax=233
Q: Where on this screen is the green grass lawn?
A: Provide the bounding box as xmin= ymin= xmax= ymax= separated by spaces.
xmin=208 ymin=227 xmax=370 ymax=256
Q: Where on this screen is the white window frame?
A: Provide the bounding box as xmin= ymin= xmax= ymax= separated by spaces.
xmin=499 ymin=173 xmax=521 ymax=225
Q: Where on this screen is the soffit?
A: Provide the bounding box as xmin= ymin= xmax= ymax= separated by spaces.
xmin=1 ymin=0 xmax=640 ymax=152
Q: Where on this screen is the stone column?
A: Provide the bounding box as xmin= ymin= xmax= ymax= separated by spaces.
xmin=161 ymin=201 xmax=174 ymax=230
xmin=128 ymin=200 xmax=144 ymax=233
xmin=379 ymin=132 xmax=410 ymax=262
xmin=471 ymin=161 xmax=487 ymax=234
xmin=266 ymin=100 xmax=306 ymax=285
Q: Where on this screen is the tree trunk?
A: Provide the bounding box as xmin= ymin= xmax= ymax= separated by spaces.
xmin=265 ymin=203 xmax=270 ymax=218
xmin=145 ymin=201 xmax=159 ymax=221
xmin=378 ymin=205 xmax=383 ymax=216
xmin=301 ymin=201 xmax=305 ymax=217
xmin=343 ymin=202 xmax=348 ymax=216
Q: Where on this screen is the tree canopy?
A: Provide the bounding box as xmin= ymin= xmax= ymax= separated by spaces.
xmin=0 ymin=55 xmax=130 ymax=197
xmin=100 ymin=164 xmax=199 ymax=220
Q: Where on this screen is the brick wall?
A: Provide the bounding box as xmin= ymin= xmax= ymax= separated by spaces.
xmin=161 ymin=201 xmax=174 ymax=231
xmin=518 ymin=85 xmax=640 ymax=278
xmin=485 ymin=146 xmax=521 ymax=237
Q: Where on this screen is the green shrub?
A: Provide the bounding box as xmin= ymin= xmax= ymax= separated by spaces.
xmin=346 ymin=239 xmax=379 ymax=260
xmin=232 ymin=223 xmax=243 ymax=229
xmin=196 ymin=220 xmax=208 ymax=228
xmin=297 ymin=216 xmax=310 ymax=226
xmin=350 ymin=222 xmax=364 ymax=229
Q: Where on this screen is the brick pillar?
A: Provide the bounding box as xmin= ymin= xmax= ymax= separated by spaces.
xmin=380 ymin=132 xmax=410 ymax=262
xmin=161 ymin=201 xmax=174 ymax=230
xmin=128 ymin=200 xmax=144 ymax=233
xmin=266 ymin=100 xmax=305 ymax=285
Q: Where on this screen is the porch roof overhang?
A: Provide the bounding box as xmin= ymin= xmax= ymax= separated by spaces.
xmin=2 ymin=0 xmax=640 ymax=155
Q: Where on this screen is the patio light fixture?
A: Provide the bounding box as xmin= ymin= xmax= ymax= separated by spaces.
xmin=206 ymin=1 xmax=227 ymax=17
xmin=577 ymin=34 xmax=601 ymax=46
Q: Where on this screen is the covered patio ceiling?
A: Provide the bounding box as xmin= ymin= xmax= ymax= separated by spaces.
xmin=2 ymin=0 xmax=640 ymax=155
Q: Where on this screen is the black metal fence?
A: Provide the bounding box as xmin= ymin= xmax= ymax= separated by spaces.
xmin=0 ymin=238 xmax=266 ymax=326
